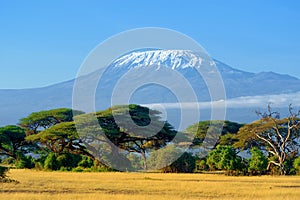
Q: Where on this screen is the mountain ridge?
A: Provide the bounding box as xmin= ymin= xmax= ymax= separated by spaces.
xmin=1 ymin=50 xmax=300 ymax=127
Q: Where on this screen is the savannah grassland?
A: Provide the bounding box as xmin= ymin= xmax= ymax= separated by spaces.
xmin=1 ymin=170 xmax=300 ymax=200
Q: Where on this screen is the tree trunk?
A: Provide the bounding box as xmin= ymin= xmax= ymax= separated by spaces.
xmin=279 ymin=163 xmax=286 ymax=175
xmin=141 ymin=151 xmax=147 ymax=170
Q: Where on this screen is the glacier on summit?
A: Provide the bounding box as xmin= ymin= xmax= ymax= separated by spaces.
xmin=112 ymin=50 xmax=206 ymax=70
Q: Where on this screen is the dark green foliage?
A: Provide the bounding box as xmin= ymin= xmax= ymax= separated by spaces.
xmin=195 ymin=159 xmax=209 ymax=172
xmin=102 ymin=150 xmax=133 ymax=171
xmin=0 ymin=125 xmax=28 ymax=159
xmin=31 ymin=150 xmax=48 ymax=170
xmin=162 ymin=152 xmax=196 ymax=173
xmin=235 ymin=106 xmax=300 ymax=175
xmin=1 ymin=104 xmax=300 ymax=175
xmin=15 ymin=153 xmax=34 ymax=169
xmin=1 ymin=157 xmax=15 ymax=165
xmin=127 ymin=153 xmax=143 ymax=170
xmin=0 ymin=166 xmax=19 ymax=183
xmin=78 ymin=156 xmax=94 ymax=168
xmin=81 ymin=104 xmax=177 ymax=170
xmin=185 ymin=120 xmax=242 ymax=148
xmin=43 ymin=152 xmax=88 ymax=171
xmin=26 ymin=122 xmax=94 ymax=159
xmin=284 ymin=158 xmax=297 ymax=175
xmin=56 ymin=153 xmax=82 ymax=169
xmin=19 ymin=108 xmax=84 ymax=135
xmin=293 ymin=157 xmax=300 ymax=175
xmin=248 ymin=147 xmax=268 ymax=175
xmin=44 ymin=153 xmax=60 ymax=170
xmin=147 ymin=145 xmax=196 ymax=173
xmin=147 ymin=144 xmax=182 ymax=170
xmin=206 ymin=145 xmax=243 ymax=172
xmin=0 ymin=165 xmax=8 ymax=179
xmin=97 ymin=105 xmax=176 ymax=151
xmin=91 ymin=159 xmax=115 ymax=172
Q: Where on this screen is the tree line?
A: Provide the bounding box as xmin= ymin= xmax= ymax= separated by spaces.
xmin=1 ymin=104 xmax=300 ymax=178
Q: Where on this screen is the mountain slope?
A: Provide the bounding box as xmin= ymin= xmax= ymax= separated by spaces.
xmin=1 ymin=50 xmax=300 ymax=126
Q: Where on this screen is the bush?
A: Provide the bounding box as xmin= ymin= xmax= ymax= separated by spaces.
xmin=195 ymin=159 xmax=209 ymax=172
xmin=0 ymin=166 xmax=19 ymax=183
xmin=293 ymin=157 xmax=300 ymax=175
xmin=0 ymin=166 xmax=8 ymax=179
xmin=1 ymin=157 xmax=15 ymax=165
xmin=161 ymin=152 xmax=196 ymax=173
xmin=206 ymin=145 xmax=244 ymax=173
xmin=56 ymin=153 xmax=82 ymax=168
xmin=72 ymin=166 xmax=85 ymax=172
xmin=34 ymin=162 xmax=44 ymax=170
xmin=90 ymin=160 xmax=115 ymax=172
xmin=127 ymin=153 xmax=143 ymax=170
xmin=147 ymin=144 xmax=182 ymax=171
xmin=78 ymin=156 xmax=94 ymax=168
xmin=44 ymin=153 xmax=60 ymax=170
xmin=15 ymin=155 xmax=34 ymax=169
xmin=284 ymin=158 xmax=296 ymax=175
xmin=248 ymin=147 xmax=268 ymax=175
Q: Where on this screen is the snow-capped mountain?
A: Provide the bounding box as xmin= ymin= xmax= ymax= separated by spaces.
xmin=113 ymin=50 xmax=205 ymax=70
xmin=103 ymin=50 xmax=300 ymax=100
xmin=1 ymin=50 xmax=300 ymax=127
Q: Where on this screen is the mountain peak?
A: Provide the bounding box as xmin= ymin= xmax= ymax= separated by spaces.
xmin=112 ymin=50 xmax=210 ymax=70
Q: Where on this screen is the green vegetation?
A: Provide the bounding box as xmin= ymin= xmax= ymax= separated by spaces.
xmin=1 ymin=104 xmax=300 ymax=178
xmin=248 ymin=147 xmax=268 ymax=175
xmin=235 ymin=105 xmax=300 ymax=175
xmin=206 ymin=145 xmax=245 ymax=174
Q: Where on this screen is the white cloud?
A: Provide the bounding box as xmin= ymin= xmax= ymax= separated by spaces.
xmin=142 ymin=92 xmax=300 ymax=109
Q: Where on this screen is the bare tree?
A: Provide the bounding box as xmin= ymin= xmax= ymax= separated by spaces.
xmin=235 ymin=104 xmax=300 ymax=175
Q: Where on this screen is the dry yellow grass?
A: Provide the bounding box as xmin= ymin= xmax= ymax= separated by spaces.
xmin=0 ymin=169 xmax=300 ymax=200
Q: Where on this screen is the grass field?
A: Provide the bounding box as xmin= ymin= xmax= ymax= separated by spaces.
xmin=1 ymin=169 xmax=300 ymax=200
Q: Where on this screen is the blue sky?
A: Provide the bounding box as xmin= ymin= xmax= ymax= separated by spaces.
xmin=0 ymin=0 xmax=299 ymax=89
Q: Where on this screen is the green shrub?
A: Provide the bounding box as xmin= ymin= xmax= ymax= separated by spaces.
xmin=0 ymin=166 xmax=8 ymax=179
xmin=72 ymin=166 xmax=85 ymax=172
xmin=78 ymin=156 xmax=94 ymax=168
xmin=34 ymin=162 xmax=44 ymax=170
xmin=15 ymin=155 xmax=34 ymax=169
xmin=195 ymin=159 xmax=209 ymax=172
xmin=248 ymin=147 xmax=268 ymax=175
xmin=293 ymin=157 xmax=300 ymax=175
xmin=44 ymin=153 xmax=60 ymax=170
xmin=161 ymin=152 xmax=196 ymax=173
xmin=206 ymin=145 xmax=244 ymax=173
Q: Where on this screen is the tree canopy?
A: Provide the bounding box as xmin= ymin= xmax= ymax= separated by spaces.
xmin=185 ymin=120 xmax=243 ymax=148
xmin=1 ymin=104 xmax=300 ymax=175
xmin=235 ymin=105 xmax=300 ymax=175
xmin=206 ymin=145 xmax=243 ymax=172
xmin=77 ymin=104 xmax=177 ymax=170
xmin=19 ymin=108 xmax=84 ymax=135
xmin=26 ymin=121 xmax=94 ymax=159
xmin=0 ymin=125 xmax=28 ymax=159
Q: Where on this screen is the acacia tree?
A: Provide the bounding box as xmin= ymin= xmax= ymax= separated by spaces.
xmin=19 ymin=108 xmax=84 ymax=135
xmin=19 ymin=108 xmax=89 ymax=169
xmin=185 ymin=120 xmax=242 ymax=149
xmin=235 ymin=105 xmax=300 ymax=175
xmin=26 ymin=122 xmax=94 ymax=159
xmin=76 ymin=105 xmax=177 ymax=170
xmin=0 ymin=125 xmax=28 ymax=159
xmin=98 ymin=105 xmax=177 ymax=170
